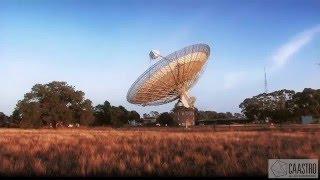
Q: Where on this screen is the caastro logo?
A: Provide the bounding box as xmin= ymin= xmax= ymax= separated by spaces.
xmin=271 ymin=160 xmax=288 ymax=177
xmin=268 ymin=159 xmax=318 ymax=179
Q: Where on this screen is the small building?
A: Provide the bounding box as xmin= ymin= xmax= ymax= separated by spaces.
xmin=128 ymin=120 xmax=142 ymax=126
xmin=301 ymin=116 xmax=314 ymax=124
xmin=142 ymin=117 xmax=157 ymax=125
xmin=173 ymin=104 xmax=195 ymax=127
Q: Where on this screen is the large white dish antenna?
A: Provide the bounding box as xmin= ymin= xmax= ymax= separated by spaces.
xmin=127 ymin=43 xmax=211 ymax=108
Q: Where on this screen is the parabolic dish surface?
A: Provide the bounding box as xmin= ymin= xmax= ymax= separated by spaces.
xmin=127 ymin=43 xmax=211 ymax=106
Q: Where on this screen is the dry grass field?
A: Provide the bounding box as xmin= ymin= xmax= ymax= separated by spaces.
xmin=0 ymin=125 xmax=319 ymax=177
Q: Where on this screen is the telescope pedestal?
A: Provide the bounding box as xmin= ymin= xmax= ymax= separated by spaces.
xmin=173 ymin=105 xmax=195 ymax=127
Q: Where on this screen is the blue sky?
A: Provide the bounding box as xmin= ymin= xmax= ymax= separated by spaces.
xmin=1 ymin=0 xmax=320 ymax=115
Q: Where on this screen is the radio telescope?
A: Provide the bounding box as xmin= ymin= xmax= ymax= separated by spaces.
xmin=127 ymin=43 xmax=211 ymax=126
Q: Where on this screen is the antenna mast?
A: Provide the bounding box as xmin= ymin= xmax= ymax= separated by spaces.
xmin=264 ymin=67 xmax=268 ymax=94
xmin=263 ymin=67 xmax=269 ymax=123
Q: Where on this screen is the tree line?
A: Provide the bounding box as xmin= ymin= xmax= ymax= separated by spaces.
xmin=239 ymin=88 xmax=320 ymax=123
xmin=0 ymin=81 xmax=319 ymax=128
xmin=1 ymin=81 xmax=140 ymax=128
xmin=0 ymin=81 xmax=249 ymax=128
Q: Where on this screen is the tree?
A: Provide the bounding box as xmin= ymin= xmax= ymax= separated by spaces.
xmin=0 ymin=112 xmax=9 ymax=127
xmin=128 ymin=111 xmax=140 ymax=121
xmin=11 ymin=109 xmax=21 ymax=125
xmin=239 ymin=89 xmax=296 ymax=123
xmin=197 ymin=110 xmax=219 ymax=120
xmin=288 ymin=88 xmax=320 ymax=117
xmin=14 ymin=81 xmax=94 ymax=128
xmin=110 ymin=105 xmax=129 ymax=127
xmin=143 ymin=113 xmax=150 ymax=119
xmin=156 ymin=112 xmax=176 ymax=126
xmin=93 ymin=100 xmax=140 ymax=127
xmin=0 ymin=112 xmax=8 ymax=121
xmin=234 ymin=113 xmax=245 ymax=119
xmin=149 ymin=111 xmax=160 ymax=118
xmin=93 ymin=101 xmax=112 ymax=126
xmin=225 ymin=112 xmax=233 ymax=118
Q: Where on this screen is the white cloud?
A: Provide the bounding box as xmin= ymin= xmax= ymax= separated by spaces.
xmin=271 ymin=24 xmax=320 ymax=70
